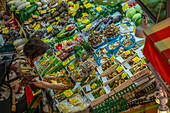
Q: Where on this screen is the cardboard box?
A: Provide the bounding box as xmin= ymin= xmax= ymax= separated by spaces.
xmin=114 ymin=79 xmax=133 ymax=93
xmin=90 ymin=94 xmax=108 ymax=107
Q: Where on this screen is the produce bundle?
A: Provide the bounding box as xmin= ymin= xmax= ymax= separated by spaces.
xmin=88 ymin=31 xmax=103 ymax=47
xmin=104 ymin=23 xmax=119 ymax=38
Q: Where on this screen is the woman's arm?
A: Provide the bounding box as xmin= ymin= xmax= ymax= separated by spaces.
xmin=33 ymin=80 xmax=67 ymax=89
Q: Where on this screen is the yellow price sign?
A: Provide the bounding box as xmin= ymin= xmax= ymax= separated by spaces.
xmin=133 ymin=25 xmax=136 ymax=34
xmin=26 ymin=4 xmax=31 ymax=8
xmin=19 ymin=28 xmax=23 ymax=36
xmin=2 ymin=27 xmax=9 ymax=34
xmin=58 ymin=0 xmax=62 ymax=4
xmin=92 ymin=69 xmax=96 ymax=77
xmin=63 ymin=59 xmax=69 ymax=66
xmin=124 ymin=50 xmax=131 ymax=56
xmin=96 ymin=6 xmax=102 ymax=12
xmin=43 ymin=53 xmax=47 ymax=57
xmin=83 ymin=13 xmax=89 ymax=17
xmin=51 ymin=8 xmax=56 ymax=13
xmin=77 ymin=18 xmax=82 ymax=22
xmin=84 ymin=3 xmax=92 ymax=8
xmin=68 ymin=63 xmax=75 ymax=70
xmin=56 ymin=17 xmax=60 ymax=20
xmin=34 ymin=24 xmax=40 ymax=31
xmin=60 ymin=69 xmax=66 ymax=74
xmin=116 ymin=65 xmax=123 ymax=73
xmin=122 ymin=72 xmax=128 ymax=79
xmin=83 ymin=0 xmax=88 ymax=4
xmin=141 ymin=59 xmax=146 ymax=66
xmin=110 ymin=55 xmax=116 ymax=63
xmin=32 ymin=23 xmax=36 ymax=28
xmin=56 ymin=20 xmax=60 ymax=25
xmin=0 ymin=26 xmax=2 ymax=29
xmin=52 ymin=22 xmax=56 ymax=25
xmin=65 ymin=25 xmax=70 ymax=30
xmin=91 ymin=83 xmax=97 ymax=89
xmin=100 ymin=89 xmax=105 ymax=96
xmin=86 ymin=23 xmax=91 ymax=28
xmin=60 ymin=33 xmax=65 ymax=36
xmin=132 ymin=56 xmax=141 ymax=63
xmin=47 ymin=25 xmax=53 ymax=32
xmin=72 ymin=12 xmax=76 ymax=16
xmin=64 ymin=89 xmax=73 ymax=97
xmin=69 ymin=54 xmax=75 ymax=60
xmin=70 ymin=98 xmax=79 ymax=105
xmin=82 ymin=19 xmax=89 ymax=24
xmin=73 ymin=33 xmax=78 ymax=40
xmin=122 ymin=2 xmax=129 ymax=12
xmin=55 ymin=51 xmax=61 ymax=56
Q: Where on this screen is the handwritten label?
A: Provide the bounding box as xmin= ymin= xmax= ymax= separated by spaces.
xmin=47 ymin=25 xmax=53 ymax=32
xmin=122 ymin=72 xmax=128 ymax=79
xmin=70 ymin=97 xmax=79 ymax=105
xmin=64 ymin=89 xmax=73 ymax=97
xmin=100 ymin=89 xmax=105 ymax=96
xmin=60 ymin=69 xmax=66 ymax=74
xmin=73 ymin=33 xmax=78 ymax=40
xmin=132 ymin=56 xmax=141 ymax=63
xmin=86 ymin=24 xmax=91 ymax=29
xmin=32 ymin=23 xmax=36 ymax=28
xmin=56 ymin=51 xmax=61 ymax=56
xmin=83 ymin=0 xmax=88 ymax=4
xmin=91 ymin=83 xmax=97 ymax=89
xmin=141 ymin=59 xmax=146 ymax=66
xmin=68 ymin=63 xmax=75 ymax=70
xmin=26 ymin=4 xmax=31 ymax=8
xmin=69 ymin=54 xmax=75 ymax=60
xmin=92 ymin=69 xmax=96 ymax=77
xmin=122 ymin=2 xmax=129 ymax=12
xmin=133 ymin=25 xmax=136 ymax=34
xmin=124 ymin=50 xmax=131 ymax=56
xmin=96 ymin=6 xmax=102 ymax=12
xmin=60 ymin=33 xmax=65 ymax=36
xmin=83 ymin=13 xmax=89 ymax=17
xmin=65 ymin=25 xmax=70 ymax=30
xmin=116 ymin=65 xmax=123 ymax=73
xmin=58 ymin=0 xmax=62 ymax=4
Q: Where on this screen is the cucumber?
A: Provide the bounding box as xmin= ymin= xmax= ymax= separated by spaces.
xmin=46 ymin=61 xmax=63 ymax=74
xmin=27 ymin=5 xmax=37 ymax=13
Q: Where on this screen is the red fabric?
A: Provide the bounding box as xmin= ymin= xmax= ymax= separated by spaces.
xmin=148 ymin=26 xmax=170 ymax=43
xmin=143 ymin=39 xmax=170 ymax=85
xmin=25 ymin=86 xmax=33 ymax=105
xmin=161 ymin=49 xmax=170 ymax=60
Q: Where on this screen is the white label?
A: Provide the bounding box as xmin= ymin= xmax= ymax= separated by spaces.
xmin=85 ymin=84 xmax=91 ymax=92
xmin=126 ymin=70 xmax=133 ymax=77
xmin=124 ymin=62 xmax=132 ymax=69
xmin=105 ymin=85 xmax=111 ymax=93
xmin=136 ymin=50 xmax=144 ymax=59
xmin=117 ymin=56 xmax=124 ymax=63
xmin=97 ymin=66 xmax=103 ymax=74
xmin=102 ymin=77 xmax=107 ymax=83
xmin=87 ymin=93 xmax=95 ymax=101
xmin=72 ymin=82 xmax=80 ymax=91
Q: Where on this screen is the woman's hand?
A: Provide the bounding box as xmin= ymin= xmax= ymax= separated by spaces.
xmin=55 ymin=83 xmax=68 ymax=90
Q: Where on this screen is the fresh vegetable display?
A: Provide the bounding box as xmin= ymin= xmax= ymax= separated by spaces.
xmin=101 ymin=60 xmax=112 ymax=71
xmin=88 ymin=31 xmax=103 ymax=47
xmin=104 ymin=23 xmax=119 ymax=38
xmin=83 ymin=79 xmax=101 ymax=93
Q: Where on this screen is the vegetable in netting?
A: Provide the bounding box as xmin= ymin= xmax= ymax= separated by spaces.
xmin=126 ymin=8 xmax=136 ymax=18
xmin=73 ymin=45 xmax=83 ymax=52
xmin=135 ymin=4 xmax=141 ymax=12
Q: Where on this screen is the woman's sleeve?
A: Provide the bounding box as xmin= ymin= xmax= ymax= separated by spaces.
xmin=17 ymin=61 xmax=39 ymax=84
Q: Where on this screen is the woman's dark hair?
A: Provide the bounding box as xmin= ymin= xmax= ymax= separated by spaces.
xmin=24 ymin=38 xmax=48 ymax=61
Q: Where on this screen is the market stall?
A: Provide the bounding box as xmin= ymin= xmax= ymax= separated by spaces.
xmin=0 ymin=0 xmax=165 ymax=113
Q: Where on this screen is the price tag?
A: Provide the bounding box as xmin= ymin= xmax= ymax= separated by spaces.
xmin=73 ymin=33 xmax=78 ymax=40
xmin=60 ymin=69 xmax=66 ymax=74
xmin=85 ymin=84 xmax=91 ymax=92
xmin=96 ymin=6 xmax=102 ymax=12
xmin=56 ymin=20 xmax=60 ymax=25
xmin=34 ymin=24 xmax=40 ymax=31
xmin=69 ymin=54 xmax=75 ymax=60
xmin=102 ymin=77 xmax=107 ymax=83
xmin=83 ymin=13 xmax=89 ymax=17
xmin=70 ymin=97 xmax=79 ymax=105
xmin=87 ymin=93 xmax=95 ymax=101
xmin=124 ymin=62 xmax=131 ymax=69
xmin=68 ymin=63 xmax=75 ymax=70
xmin=49 ymin=58 xmax=54 ymax=64
xmin=51 ymin=8 xmax=56 ymax=13
xmin=122 ymin=2 xmax=129 ymax=12
xmin=50 ymin=80 xmax=57 ymax=84
xmin=56 ymin=17 xmax=60 ymax=20
xmin=55 ymin=51 xmax=61 ymax=56
xmin=124 ymin=50 xmax=131 ymax=56
xmin=65 ymin=25 xmax=70 ymax=30
xmin=0 ymin=26 xmax=2 ymax=29
xmin=92 ymin=69 xmax=96 ymax=77
xmin=91 ymin=83 xmax=97 ymax=89
xmin=58 ymin=0 xmax=62 ymax=4
xmin=43 ymin=53 xmax=47 ymax=57
xmin=2 ymin=27 xmax=9 ymax=34
xmin=116 ymin=65 xmax=123 ymax=73
xmin=60 ymin=33 xmax=65 ymax=36
xmin=100 ymin=89 xmax=105 ymax=96
xmin=65 ymin=47 xmax=70 ymax=50
xmin=63 ymin=59 xmax=69 ymax=66
xmin=42 ymin=39 xmax=48 ymax=43
xmin=64 ymin=89 xmax=73 ymax=97
xmin=117 ymin=56 xmax=124 ymax=63
xmin=41 ymin=10 xmax=47 ymax=14
xmin=133 ymin=25 xmax=136 ymax=34
xmin=110 ymin=55 xmax=116 ymax=63
xmin=82 ymin=19 xmax=89 ymax=24
xmin=12 ymin=13 xmax=14 ymax=19
xmin=72 ymin=12 xmax=76 ymax=16
xmin=122 ymin=72 xmax=128 ymax=79
xmin=141 ymin=59 xmax=146 ymax=66
xmin=86 ymin=24 xmax=91 ymax=28
xmin=84 ymin=3 xmax=92 ymax=9
xmin=132 ymin=56 xmax=141 ymax=63
xmin=19 ymin=28 xmax=23 ymax=36
xmin=77 ymin=18 xmax=82 ymax=22
xmin=32 ymin=23 xmax=36 ymax=28
xmin=47 ymin=25 xmax=53 ymax=32
xmin=83 ymin=0 xmax=88 ymax=4
xmin=26 ymin=4 xmax=31 ymax=8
